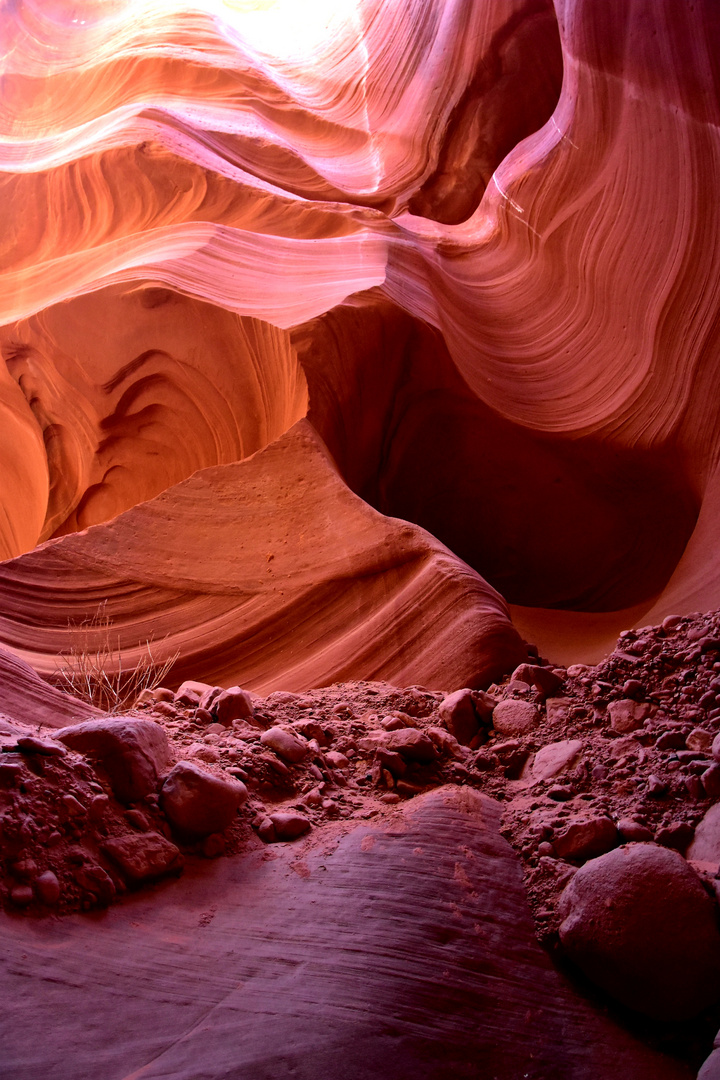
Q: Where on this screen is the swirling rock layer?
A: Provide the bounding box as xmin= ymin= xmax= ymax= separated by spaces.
xmin=1 ymin=4 xmax=720 ymax=683
xmin=0 ymin=421 xmax=523 ymax=692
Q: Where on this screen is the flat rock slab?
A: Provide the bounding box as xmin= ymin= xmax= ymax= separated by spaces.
xmin=0 ymin=787 xmax=689 ymax=1080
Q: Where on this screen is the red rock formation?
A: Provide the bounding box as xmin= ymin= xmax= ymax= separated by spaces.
xmin=0 ymin=420 xmax=523 ymax=692
xmin=1 ymin=0 xmax=719 ymax=675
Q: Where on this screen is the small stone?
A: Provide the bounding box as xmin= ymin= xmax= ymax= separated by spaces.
xmin=547 ymin=785 xmax=575 ymax=801
xmin=175 ymin=681 xmax=215 ymax=707
xmin=647 ymin=774 xmax=668 ymax=797
xmin=702 ymin=765 xmax=720 ymax=799
xmin=662 ymin=615 xmax=683 ymax=632
xmin=375 ymin=748 xmax=406 ymax=777
xmin=74 ymin=864 xmax=116 ymax=904
xmin=269 ymin=812 xmax=311 ymax=841
xmin=537 ymin=841 xmax=555 ymax=857
xmin=688 ymin=803 xmax=720 ymax=867
xmin=380 ymin=715 xmax=406 ymax=731
xmin=492 ymin=699 xmax=539 ymax=736
xmin=89 ymin=794 xmax=110 ymax=822
xmin=302 ymin=788 xmax=322 ymax=808
xmin=511 ymin=664 xmax=564 ymax=700
xmin=553 ymin=816 xmax=618 ymax=861
xmin=10 ymin=884 xmax=33 ymax=907
xmin=212 ymin=687 xmax=254 ymax=725
xmin=256 ymin=817 xmax=276 ymax=842
xmin=687 ymin=728 xmax=713 ymax=754
xmin=161 ymin=761 xmax=248 ymax=836
xmin=258 ymin=752 xmax=291 ymax=778
xmin=622 ymin=679 xmax=644 ymax=698
xmin=438 ymin=689 xmax=480 ymax=745
xmin=712 ymin=733 xmax=720 ymax=764
xmin=16 ymin=735 xmax=66 ymax=757
xmin=531 ymin=740 xmax=583 ymax=782
xmin=383 ymin=729 xmax=436 ymax=763
xmin=202 ymin=833 xmax=226 ymax=858
xmin=294 ymin=720 xmax=330 ymax=745
xmin=617 ymin=818 xmax=654 ymax=843
xmin=656 ymin=729 xmax=686 ymax=751
xmin=62 ymin=794 xmax=86 ymax=816
xmin=395 ymin=780 xmax=426 ymax=798
xmin=123 ymin=809 xmax=150 ymax=831
xmin=686 ymin=775 xmax=705 ymax=800
xmin=11 ymin=858 xmax=37 ymax=880
xmin=380 ymin=793 xmax=400 ymax=804
xmin=325 ymin=750 xmax=349 ymax=770
xmin=152 ymin=687 xmax=175 ymax=703
xmin=656 ymin=822 xmax=694 ymax=852
xmin=103 ymin=832 xmax=184 ymax=883
xmin=260 ymin=727 xmax=308 ymax=764
xmin=34 ymin=870 xmax=60 ymax=905
xmin=607 ymin=699 xmax=652 ymax=733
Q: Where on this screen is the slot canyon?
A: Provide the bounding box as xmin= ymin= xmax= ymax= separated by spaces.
xmin=3 ymin=0 xmax=720 ymax=1076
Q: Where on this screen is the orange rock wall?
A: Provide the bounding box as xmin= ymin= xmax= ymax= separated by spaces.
xmin=0 ymin=0 xmax=718 ymax=681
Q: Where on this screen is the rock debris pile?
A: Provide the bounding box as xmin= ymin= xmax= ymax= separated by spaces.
xmin=4 ymin=610 xmax=720 ymax=1026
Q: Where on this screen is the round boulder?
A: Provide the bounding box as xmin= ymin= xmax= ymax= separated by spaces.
xmin=260 ymin=727 xmax=308 ymax=764
xmin=492 ymin=699 xmax=539 ymax=736
xmin=161 ymin=761 xmax=248 ymax=836
xmin=558 ymin=843 xmax=720 ymax=1019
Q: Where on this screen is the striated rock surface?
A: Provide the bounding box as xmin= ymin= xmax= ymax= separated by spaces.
xmin=1 ymin=2 xmax=720 ymax=1075
xmin=0 ymin=0 xmax=716 ymax=672
xmin=0 ymin=421 xmax=524 ymax=692
xmin=0 ymin=786 xmax=689 ymax=1079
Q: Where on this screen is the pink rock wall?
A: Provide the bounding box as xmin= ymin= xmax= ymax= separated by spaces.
xmin=1 ymin=0 xmax=719 ymax=681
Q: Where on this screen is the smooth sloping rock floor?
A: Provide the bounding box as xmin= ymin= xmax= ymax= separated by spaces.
xmin=0 ymin=787 xmax=689 ymax=1080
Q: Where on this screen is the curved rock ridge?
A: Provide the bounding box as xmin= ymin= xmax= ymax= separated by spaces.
xmin=0 ymin=421 xmax=524 ymax=692
xmin=0 ymin=645 xmax=97 ymax=729
xmin=1 ymin=0 xmax=720 ymax=669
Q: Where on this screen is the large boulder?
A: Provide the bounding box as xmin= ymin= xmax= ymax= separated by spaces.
xmin=558 ymin=843 xmax=720 ymax=1019
xmin=55 ymin=717 xmax=173 ymax=803
xmin=160 ymin=761 xmax=248 ymax=836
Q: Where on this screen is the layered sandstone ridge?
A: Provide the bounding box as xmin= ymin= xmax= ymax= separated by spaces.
xmin=1 ymin=2 xmax=720 ymax=670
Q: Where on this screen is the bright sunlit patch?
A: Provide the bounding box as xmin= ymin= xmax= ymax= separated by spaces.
xmin=206 ymin=0 xmax=362 ymax=61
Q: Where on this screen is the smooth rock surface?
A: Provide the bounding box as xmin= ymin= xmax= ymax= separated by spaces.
xmin=0 ymin=788 xmax=689 ymax=1079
